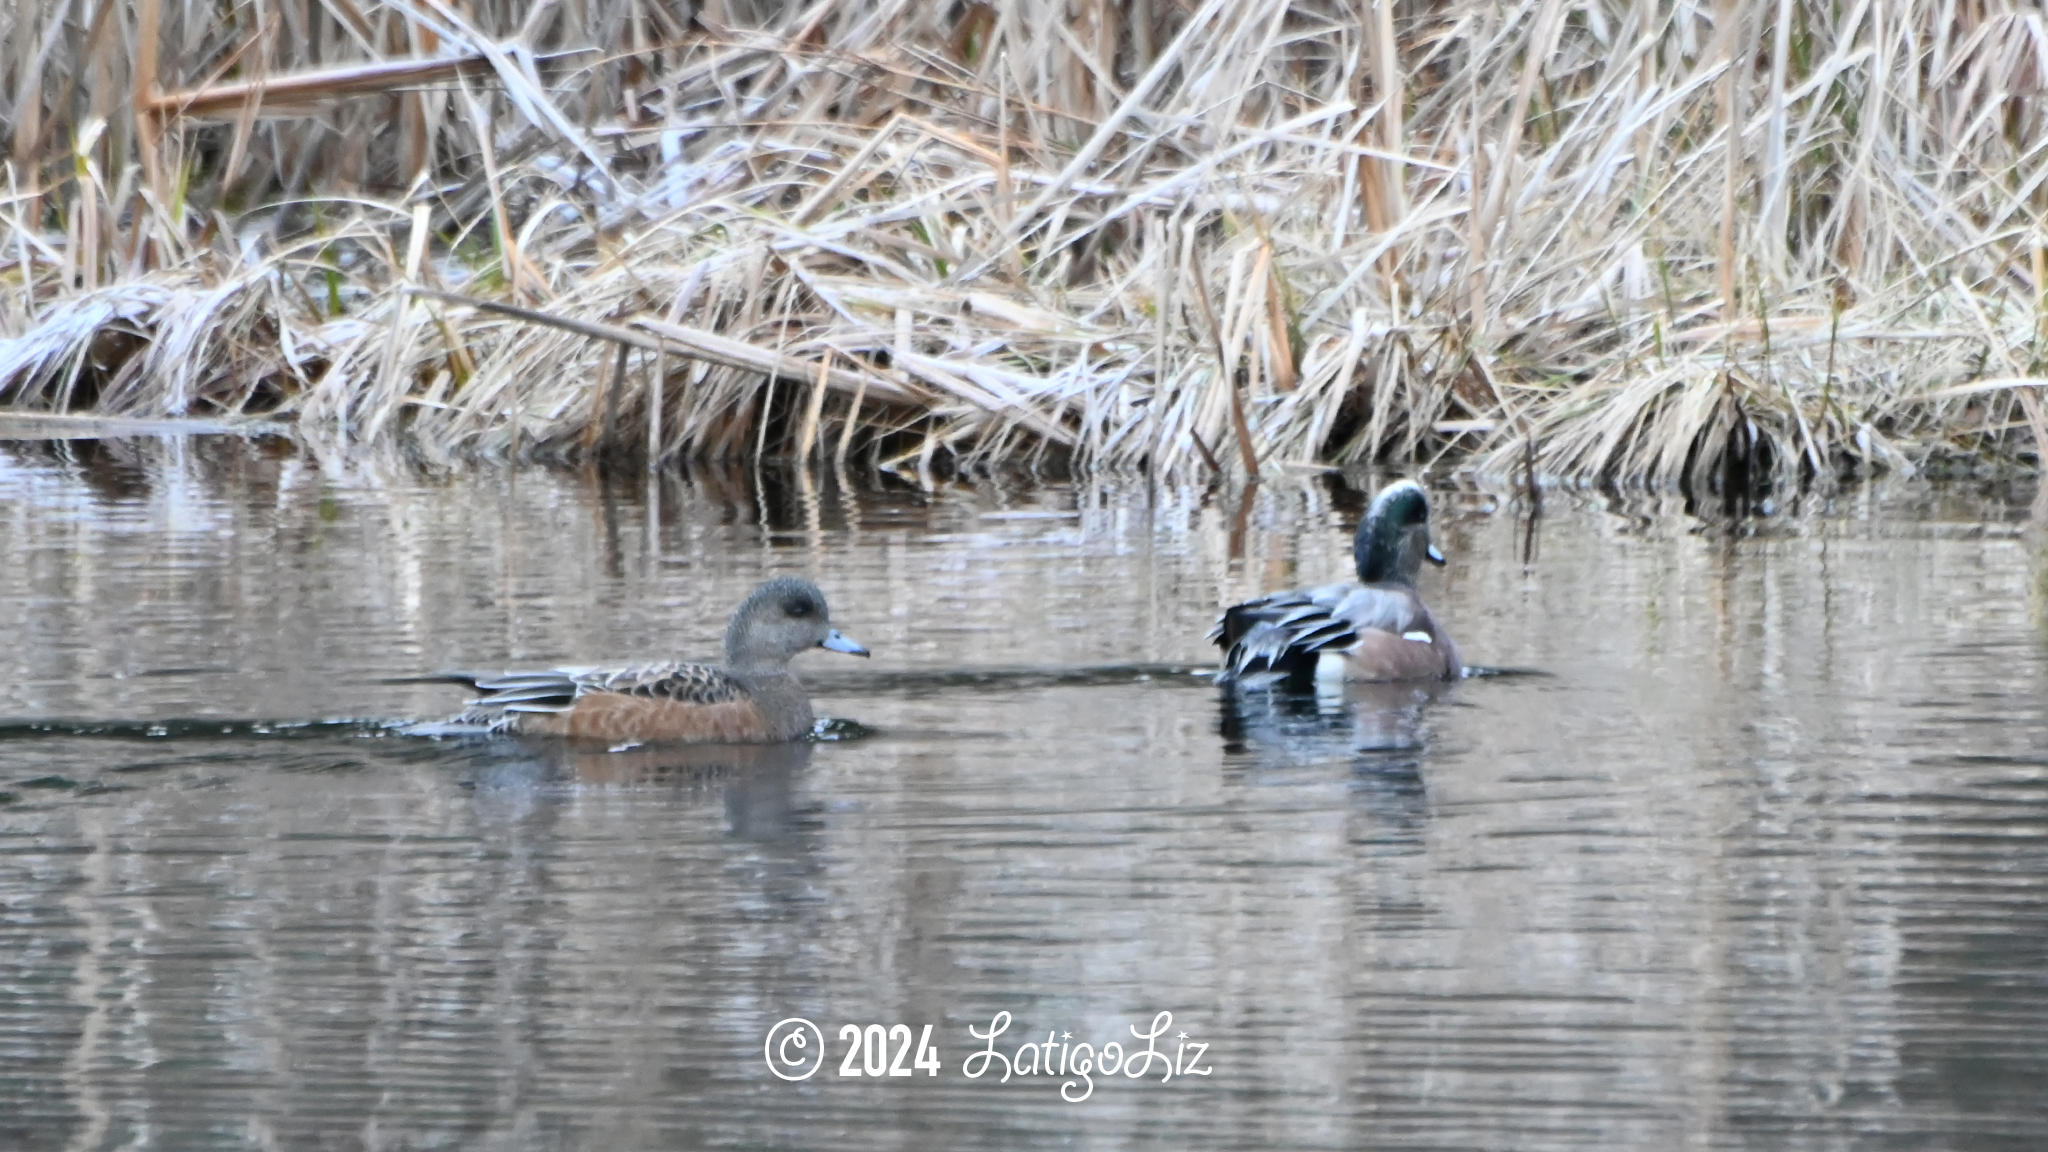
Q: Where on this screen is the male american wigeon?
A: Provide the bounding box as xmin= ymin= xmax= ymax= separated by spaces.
xmin=1212 ymin=479 xmax=1461 ymax=686
xmin=440 ymin=577 xmax=868 ymax=744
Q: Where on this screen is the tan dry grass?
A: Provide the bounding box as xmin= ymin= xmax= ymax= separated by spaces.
xmin=2 ymin=0 xmax=2046 ymax=489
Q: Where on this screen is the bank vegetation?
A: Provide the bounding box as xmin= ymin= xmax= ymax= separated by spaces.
xmin=2 ymin=0 xmax=2046 ymax=492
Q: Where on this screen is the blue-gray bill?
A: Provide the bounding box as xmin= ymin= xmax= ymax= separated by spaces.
xmin=820 ymin=629 xmax=870 ymax=656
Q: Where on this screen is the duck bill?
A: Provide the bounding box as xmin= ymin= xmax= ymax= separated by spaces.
xmin=819 ymin=630 xmax=871 ymax=657
xmin=1426 ymin=542 xmax=1446 ymax=566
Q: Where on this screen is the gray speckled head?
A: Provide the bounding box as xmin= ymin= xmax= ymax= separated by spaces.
xmin=1352 ymin=480 xmax=1444 ymax=585
xmin=723 ymin=577 xmax=869 ymax=674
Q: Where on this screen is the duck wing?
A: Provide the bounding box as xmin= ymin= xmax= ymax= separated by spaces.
xmin=584 ymin=662 xmax=752 ymax=705
xmin=442 ymin=661 xmax=749 ymax=730
xmin=1212 ymin=581 xmax=1431 ymax=684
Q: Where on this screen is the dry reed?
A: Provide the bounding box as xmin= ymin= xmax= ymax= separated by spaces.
xmin=2 ymin=0 xmax=2046 ymax=492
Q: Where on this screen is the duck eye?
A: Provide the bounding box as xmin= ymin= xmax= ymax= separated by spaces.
xmin=785 ymin=601 xmax=813 ymax=618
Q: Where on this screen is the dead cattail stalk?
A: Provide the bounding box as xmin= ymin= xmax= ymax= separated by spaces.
xmin=131 ymin=0 xmax=165 ymax=212
xmin=1188 ymin=253 xmax=1259 ymax=481
xmin=647 ymin=347 xmax=665 ymax=466
xmin=1716 ymin=0 xmax=1747 ymax=324
xmin=151 ymin=54 xmax=501 ymax=120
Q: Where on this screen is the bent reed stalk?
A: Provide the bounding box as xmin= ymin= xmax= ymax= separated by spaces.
xmin=2 ymin=0 xmax=2045 ymax=490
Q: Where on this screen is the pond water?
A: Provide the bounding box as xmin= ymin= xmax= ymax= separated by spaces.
xmin=2 ymin=435 xmax=2046 ymax=1151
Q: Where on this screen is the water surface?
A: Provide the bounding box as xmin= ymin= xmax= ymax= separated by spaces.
xmin=3 ymin=437 xmax=2046 ymax=1150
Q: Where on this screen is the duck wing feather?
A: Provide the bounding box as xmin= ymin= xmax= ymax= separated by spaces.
xmin=454 ymin=661 xmax=750 ymax=717
xmin=1212 ymin=582 xmax=1431 ymax=682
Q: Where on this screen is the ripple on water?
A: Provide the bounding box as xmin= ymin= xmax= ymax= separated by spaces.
xmin=1 ymin=438 xmax=2046 ymax=1149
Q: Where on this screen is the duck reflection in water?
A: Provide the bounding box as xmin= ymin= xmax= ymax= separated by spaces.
xmin=1215 ymin=681 xmax=1439 ymax=836
xmin=1218 ymin=677 xmax=1452 ymax=763
xmin=465 ymin=738 xmax=813 ymax=844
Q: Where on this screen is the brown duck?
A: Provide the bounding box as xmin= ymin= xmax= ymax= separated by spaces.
xmin=441 ymin=577 xmax=869 ymax=743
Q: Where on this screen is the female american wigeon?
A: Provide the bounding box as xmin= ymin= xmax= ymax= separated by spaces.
xmin=1212 ymin=479 xmax=1461 ymax=686
xmin=442 ymin=577 xmax=868 ymax=744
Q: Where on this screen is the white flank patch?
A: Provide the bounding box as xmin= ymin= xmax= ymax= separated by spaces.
xmin=1401 ymin=631 xmax=1433 ymax=644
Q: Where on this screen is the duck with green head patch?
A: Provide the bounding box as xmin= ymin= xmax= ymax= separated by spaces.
xmin=1212 ymin=479 xmax=1461 ymax=687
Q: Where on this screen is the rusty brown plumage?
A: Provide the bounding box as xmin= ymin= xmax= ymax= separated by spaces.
xmin=510 ymin=693 xmax=786 ymax=744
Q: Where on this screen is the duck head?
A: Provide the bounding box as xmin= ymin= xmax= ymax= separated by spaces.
xmin=724 ymin=577 xmax=870 ymax=674
xmin=1352 ymin=479 xmax=1445 ymax=585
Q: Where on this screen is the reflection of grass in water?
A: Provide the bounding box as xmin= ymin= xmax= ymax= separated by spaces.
xmin=3 ymin=1 xmax=2045 ymax=487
